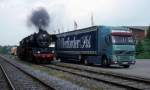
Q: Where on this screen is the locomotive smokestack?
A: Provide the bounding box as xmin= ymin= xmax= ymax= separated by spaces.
xmin=39 ymin=28 xmax=45 ymax=32
xmin=28 ymin=7 xmax=50 ymax=31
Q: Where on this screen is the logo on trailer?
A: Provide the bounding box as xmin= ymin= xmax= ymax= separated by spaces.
xmin=58 ymin=35 xmax=91 ymax=49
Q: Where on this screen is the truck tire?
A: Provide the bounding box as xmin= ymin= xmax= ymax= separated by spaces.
xmin=84 ymin=59 xmax=89 ymax=65
xmin=79 ymin=55 xmax=83 ymax=64
xmin=84 ymin=59 xmax=93 ymax=66
xmin=102 ymin=56 xmax=110 ymax=67
xmin=123 ymin=65 xmax=130 ymax=68
xmin=79 ymin=56 xmax=93 ymax=65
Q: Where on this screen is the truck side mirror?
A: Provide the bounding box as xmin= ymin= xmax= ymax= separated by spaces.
xmin=105 ymin=35 xmax=111 ymax=45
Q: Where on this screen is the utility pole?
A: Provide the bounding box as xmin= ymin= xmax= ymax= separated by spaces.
xmin=74 ymin=20 xmax=78 ymax=30
xmin=91 ymin=12 xmax=94 ymax=26
xmin=58 ymin=28 xmax=60 ymax=34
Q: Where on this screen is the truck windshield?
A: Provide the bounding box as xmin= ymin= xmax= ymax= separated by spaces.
xmin=112 ymin=36 xmax=134 ymax=45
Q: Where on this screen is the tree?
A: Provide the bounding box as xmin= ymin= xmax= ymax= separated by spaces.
xmin=144 ymin=26 xmax=150 ymax=53
xmin=0 ymin=46 xmax=9 ymax=54
xmin=146 ymin=26 xmax=150 ymax=39
xmin=136 ymin=26 xmax=150 ymax=58
xmin=136 ymin=41 xmax=144 ymax=55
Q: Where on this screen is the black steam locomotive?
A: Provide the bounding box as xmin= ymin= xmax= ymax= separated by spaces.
xmin=17 ymin=29 xmax=56 ymax=63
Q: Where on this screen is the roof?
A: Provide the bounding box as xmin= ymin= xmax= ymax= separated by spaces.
xmin=125 ymin=26 xmax=149 ymax=31
xmin=56 ymin=26 xmax=149 ymax=36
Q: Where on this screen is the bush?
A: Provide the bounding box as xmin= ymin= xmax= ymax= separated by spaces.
xmin=0 ymin=46 xmax=10 ymax=54
xmin=136 ymin=52 xmax=150 ymax=59
xmin=136 ymin=26 xmax=150 ymax=59
xmin=136 ymin=41 xmax=144 ymax=55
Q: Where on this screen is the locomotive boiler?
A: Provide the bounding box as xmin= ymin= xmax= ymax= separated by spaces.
xmin=17 ymin=29 xmax=56 ymax=63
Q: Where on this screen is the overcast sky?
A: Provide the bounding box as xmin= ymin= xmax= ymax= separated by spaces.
xmin=0 ymin=0 xmax=150 ymax=45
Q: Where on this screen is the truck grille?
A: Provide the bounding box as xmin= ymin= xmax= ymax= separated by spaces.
xmin=117 ymin=56 xmax=130 ymax=61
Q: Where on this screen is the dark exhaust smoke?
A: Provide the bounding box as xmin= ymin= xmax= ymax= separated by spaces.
xmin=28 ymin=7 xmax=50 ymax=30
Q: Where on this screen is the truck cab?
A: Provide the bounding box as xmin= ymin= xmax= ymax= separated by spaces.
xmin=99 ymin=26 xmax=136 ymax=68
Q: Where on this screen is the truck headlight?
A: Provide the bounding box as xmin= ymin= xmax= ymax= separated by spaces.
xmin=112 ymin=55 xmax=117 ymax=61
xmin=130 ymin=56 xmax=135 ymax=60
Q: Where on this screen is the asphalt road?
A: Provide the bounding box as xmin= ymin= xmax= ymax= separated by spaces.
xmin=56 ymin=59 xmax=150 ymax=79
xmin=101 ymin=59 xmax=150 ymax=79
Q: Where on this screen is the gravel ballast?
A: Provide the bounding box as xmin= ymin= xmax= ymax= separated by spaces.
xmin=1 ymin=55 xmax=127 ymax=90
xmin=0 ymin=55 xmax=86 ymax=90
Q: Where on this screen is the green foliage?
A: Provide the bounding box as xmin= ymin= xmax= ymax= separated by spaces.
xmin=136 ymin=26 xmax=150 ymax=59
xmin=0 ymin=46 xmax=10 ymax=54
xmin=136 ymin=52 xmax=150 ymax=59
xmin=143 ymin=39 xmax=150 ymax=53
xmin=144 ymin=26 xmax=150 ymax=54
xmin=136 ymin=41 xmax=144 ymax=55
xmin=146 ymin=26 xmax=150 ymax=39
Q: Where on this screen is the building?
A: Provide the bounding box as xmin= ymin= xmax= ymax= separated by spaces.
xmin=126 ymin=26 xmax=148 ymax=42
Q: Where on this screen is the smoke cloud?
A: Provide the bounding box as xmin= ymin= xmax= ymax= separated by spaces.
xmin=28 ymin=7 xmax=50 ymax=30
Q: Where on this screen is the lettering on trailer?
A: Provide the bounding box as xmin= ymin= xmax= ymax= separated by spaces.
xmin=58 ymin=35 xmax=91 ymax=49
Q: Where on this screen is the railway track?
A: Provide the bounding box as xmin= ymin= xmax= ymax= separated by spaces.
xmin=0 ymin=64 xmax=15 ymax=90
xmin=43 ymin=63 xmax=150 ymax=90
xmin=0 ymin=57 xmax=55 ymax=90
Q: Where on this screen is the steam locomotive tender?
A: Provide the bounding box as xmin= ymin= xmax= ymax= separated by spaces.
xmin=17 ymin=29 xmax=56 ymax=63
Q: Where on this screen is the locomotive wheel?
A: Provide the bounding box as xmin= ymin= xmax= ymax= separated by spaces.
xmin=27 ymin=56 xmax=33 ymax=62
xmin=59 ymin=58 xmax=64 ymax=62
xmin=45 ymin=60 xmax=51 ymax=64
xmin=53 ymin=57 xmax=56 ymax=61
xmin=36 ymin=59 xmax=41 ymax=64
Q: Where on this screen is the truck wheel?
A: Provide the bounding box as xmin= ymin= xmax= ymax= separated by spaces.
xmin=123 ymin=65 xmax=130 ymax=68
xmin=84 ymin=59 xmax=89 ymax=65
xmin=80 ymin=56 xmax=88 ymax=65
xmin=102 ymin=57 xmax=109 ymax=67
xmin=79 ymin=55 xmax=84 ymax=64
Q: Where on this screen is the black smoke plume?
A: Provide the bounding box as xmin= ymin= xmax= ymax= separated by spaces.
xmin=28 ymin=7 xmax=50 ymax=30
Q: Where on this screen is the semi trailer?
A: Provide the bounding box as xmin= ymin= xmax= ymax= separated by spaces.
xmin=55 ymin=26 xmax=136 ymax=68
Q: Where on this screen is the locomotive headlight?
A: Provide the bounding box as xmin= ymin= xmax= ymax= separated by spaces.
xmin=37 ymin=51 xmax=40 ymax=54
xmin=43 ymin=34 xmax=46 ymax=37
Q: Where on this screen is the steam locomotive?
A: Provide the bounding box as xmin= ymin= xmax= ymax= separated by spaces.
xmin=17 ymin=29 xmax=56 ymax=63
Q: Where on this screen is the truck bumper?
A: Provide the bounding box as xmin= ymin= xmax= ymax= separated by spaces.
xmin=111 ymin=60 xmax=136 ymax=65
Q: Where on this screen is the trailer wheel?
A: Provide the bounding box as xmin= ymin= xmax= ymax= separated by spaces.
xmin=102 ymin=56 xmax=110 ymax=67
xmin=83 ymin=58 xmax=93 ymax=66
xmin=79 ymin=55 xmax=84 ymax=64
xmin=83 ymin=59 xmax=88 ymax=65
